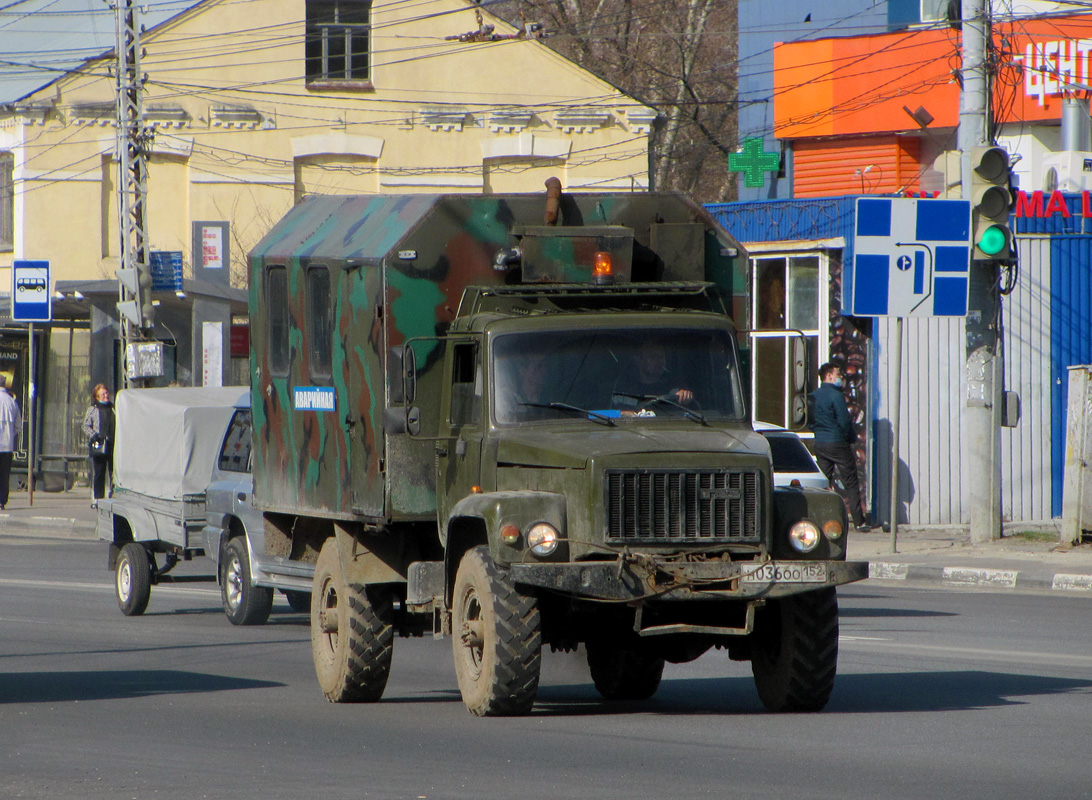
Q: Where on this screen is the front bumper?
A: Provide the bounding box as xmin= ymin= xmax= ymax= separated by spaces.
xmin=511 ymin=556 xmax=868 ymax=602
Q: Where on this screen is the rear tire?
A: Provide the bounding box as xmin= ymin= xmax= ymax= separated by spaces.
xmin=586 ymin=642 xmax=665 ymax=701
xmin=452 ymin=546 xmax=541 ymax=716
xmin=115 ymin=542 xmax=151 ymax=617
xmin=750 ymin=587 xmax=839 ymax=712
xmin=311 ymin=538 xmax=394 ymax=703
xmin=220 ymin=537 xmax=273 ymax=626
xmin=283 ymin=590 xmax=311 ymax=613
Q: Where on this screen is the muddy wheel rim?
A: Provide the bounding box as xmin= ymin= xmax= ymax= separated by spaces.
xmin=458 ymin=586 xmax=485 ymax=680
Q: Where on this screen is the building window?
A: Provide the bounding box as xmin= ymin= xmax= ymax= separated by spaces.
xmin=307 ymin=266 xmax=332 ymax=380
xmin=0 ymin=152 xmax=13 ymax=252
xmin=920 ymin=0 xmax=949 ymax=23
xmin=306 ymin=0 xmax=371 ymax=84
xmin=268 ymin=266 xmax=290 ymax=376
xmin=750 ymin=254 xmax=824 ymax=430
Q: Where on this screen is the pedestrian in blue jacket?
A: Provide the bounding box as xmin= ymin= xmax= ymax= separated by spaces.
xmin=808 ymin=362 xmax=870 ymax=531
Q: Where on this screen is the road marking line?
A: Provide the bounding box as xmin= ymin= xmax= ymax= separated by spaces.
xmin=838 ymin=638 xmax=1092 ymax=668
xmin=0 ymin=576 xmax=220 ymax=596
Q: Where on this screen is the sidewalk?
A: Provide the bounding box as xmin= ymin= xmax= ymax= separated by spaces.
xmin=848 ymin=523 xmax=1092 ymax=594
xmin=0 ymin=490 xmax=99 ymax=540
xmin=2 ymin=491 xmax=1091 ymax=594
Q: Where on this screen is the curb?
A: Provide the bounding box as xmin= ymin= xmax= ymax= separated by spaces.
xmin=869 ymin=561 xmax=1092 ymax=593
xmin=0 ymin=515 xmax=97 ymax=540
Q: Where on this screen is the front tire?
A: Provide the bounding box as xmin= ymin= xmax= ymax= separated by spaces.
xmin=750 ymin=587 xmax=839 ymax=712
xmin=220 ymin=537 xmax=273 ymax=626
xmin=586 ymin=642 xmax=665 ymax=701
xmin=115 ymin=542 xmax=151 ymax=617
xmin=452 ymin=546 xmax=541 ymax=716
xmin=311 ymin=538 xmax=394 ymax=703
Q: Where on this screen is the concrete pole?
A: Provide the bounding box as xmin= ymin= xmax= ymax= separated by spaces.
xmin=960 ymin=0 xmax=1003 ymax=543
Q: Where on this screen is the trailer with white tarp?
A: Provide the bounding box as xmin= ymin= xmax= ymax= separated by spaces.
xmin=96 ymin=386 xmax=247 ymax=616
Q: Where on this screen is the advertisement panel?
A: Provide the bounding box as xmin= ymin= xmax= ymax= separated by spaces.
xmin=773 ymin=14 xmax=1092 ymax=139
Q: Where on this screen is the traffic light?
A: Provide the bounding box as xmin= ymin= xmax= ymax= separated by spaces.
xmin=970 ymin=145 xmax=1013 ymax=260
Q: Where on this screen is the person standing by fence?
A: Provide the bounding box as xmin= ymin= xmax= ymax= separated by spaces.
xmin=808 ymin=362 xmax=870 ymax=532
xmin=0 ymin=374 xmax=21 ymax=510
xmin=82 ymin=384 xmax=115 ymax=507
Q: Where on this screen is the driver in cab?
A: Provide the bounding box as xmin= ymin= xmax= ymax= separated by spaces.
xmin=612 ymin=341 xmax=693 ymax=416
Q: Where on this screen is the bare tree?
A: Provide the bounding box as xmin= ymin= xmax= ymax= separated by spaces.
xmin=212 ymin=191 xmax=291 ymax=288
xmin=493 ymin=0 xmax=738 ymax=203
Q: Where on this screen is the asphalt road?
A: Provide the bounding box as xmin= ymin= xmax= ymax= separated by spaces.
xmin=1 ymin=535 xmax=1090 ymax=800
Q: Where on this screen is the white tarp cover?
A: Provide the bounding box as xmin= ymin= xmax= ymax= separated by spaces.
xmin=114 ymin=386 xmax=248 ymax=499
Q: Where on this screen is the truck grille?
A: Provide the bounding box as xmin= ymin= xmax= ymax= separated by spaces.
xmin=605 ymin=469 xmax=761 ymax=544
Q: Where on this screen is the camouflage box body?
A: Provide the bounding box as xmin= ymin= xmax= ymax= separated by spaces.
xmin=248 ymin=192 xmax=744 ymax=523
xmin=248 ymin=189 xmax=867 ymax=717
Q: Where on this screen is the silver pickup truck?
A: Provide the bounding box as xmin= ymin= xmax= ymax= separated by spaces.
xmin=97 ymin=387 xmax=313 ymax=624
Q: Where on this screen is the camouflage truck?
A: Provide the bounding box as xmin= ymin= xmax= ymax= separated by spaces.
xmin=249 ymin=182 xmax=868 ymax=716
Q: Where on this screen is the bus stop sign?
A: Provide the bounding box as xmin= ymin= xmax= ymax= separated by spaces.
xmin=11 ymin=260 xmax=51 ymax=322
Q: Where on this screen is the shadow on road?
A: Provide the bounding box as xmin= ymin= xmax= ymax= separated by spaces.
xmin=829 ymin=670 xmax=1092 ymax=713
xmin=529 ymin=670 xmax=1092 ymax=716
xmin=839 ymin=607 xmax=958 ymax=618
xmin=0 ymin=669 xmax=283 ymax=704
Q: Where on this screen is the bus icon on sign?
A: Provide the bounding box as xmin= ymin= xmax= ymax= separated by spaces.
xmin=16 ymin=277 xmax=46 ymax=293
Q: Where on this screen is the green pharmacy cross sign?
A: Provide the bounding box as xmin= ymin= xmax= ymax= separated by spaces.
xmin=730 ymin=137 xmax=780 ymax=188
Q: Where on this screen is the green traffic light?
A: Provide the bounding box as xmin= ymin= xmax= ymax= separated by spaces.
xmin=977 ymin=224 xmax=1008 ymax=256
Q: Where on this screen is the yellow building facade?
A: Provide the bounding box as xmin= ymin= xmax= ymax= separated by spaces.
xmin=0 ymin=0 xmax=653 ymax=488
xmin=0 ymin=0 xmax=654 ymax=285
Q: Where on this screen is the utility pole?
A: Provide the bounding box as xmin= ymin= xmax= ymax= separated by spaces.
xmin=960 ymin=0 xmax=1003 ymax=542
xmin=113 ymin=0 xmax=155 ymax=388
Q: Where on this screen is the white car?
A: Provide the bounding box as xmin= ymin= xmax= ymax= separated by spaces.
xmin=753 ymin=423 xmax=829 ymax=490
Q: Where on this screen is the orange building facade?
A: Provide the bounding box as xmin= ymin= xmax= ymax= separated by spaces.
xmin=773 ymin=14 xmax=1092 ymax=197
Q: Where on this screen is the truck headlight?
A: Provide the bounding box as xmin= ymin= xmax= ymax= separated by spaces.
xmin=526 ymin=523 xmax=560 ymax=556
xmin=788 ymin=520 xmax=821 ymax=553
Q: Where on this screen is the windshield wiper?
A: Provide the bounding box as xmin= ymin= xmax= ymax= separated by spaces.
xmin=520 ymin=402 xmax=616 ymax=426
xmin=611 ymin=392 xmax=706 ymax=425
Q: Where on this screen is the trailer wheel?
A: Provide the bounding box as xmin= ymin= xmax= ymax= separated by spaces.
xmin=750 ymin=587 xmax=839 ymax=712
xmin=115 ymin=542 xmax=151 ymax=617
xmin=452 ymin=546 xmax=541 ymax=716
xmin=311 ymin=538 xmax=394 ymax=703
xmin=283 ymin=590 xmax=311 ymax=613
xmin=220 ymin=537 xmax=273 ymax=626
xmin=586 ymin=642 xmax=665 ymax=701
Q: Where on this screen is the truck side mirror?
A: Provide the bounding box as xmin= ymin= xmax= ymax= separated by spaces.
xmin=387 ymin=345 xmax=420 ymax=435
xmin=404 ymin=346 xmax=417 ymax=404
xmin=792 ymin=336 xmax=807 ymax=392
xmin=790 ymin=335 xmax=809 ymax=429
xmin=389 ymin=345 xmax=417 ymax=404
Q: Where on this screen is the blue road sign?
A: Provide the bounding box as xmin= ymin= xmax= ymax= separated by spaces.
xmin=150 ymin=251 xmax=183 ymax=292
xmin=851 ymin=198 xmax=971 ymax=317
xmin=11 ymin=260 xmax=51 ymax=322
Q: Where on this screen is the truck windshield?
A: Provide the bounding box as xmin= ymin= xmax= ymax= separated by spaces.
xmin=492 ymin=326 xmax=746 ymax=425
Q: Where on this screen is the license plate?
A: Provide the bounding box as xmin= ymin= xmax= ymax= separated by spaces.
xmin=740 ymin=562 xmax=827 ymax=584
